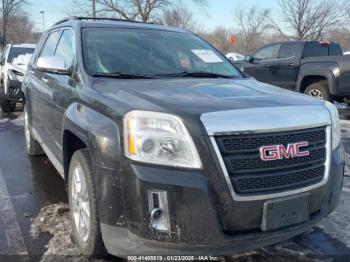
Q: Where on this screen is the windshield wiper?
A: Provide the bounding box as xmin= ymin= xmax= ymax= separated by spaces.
xmin=92 ymin=72 xmax=157 ymax=79
xmin=155 ymin=71 xmax=237 ymax=79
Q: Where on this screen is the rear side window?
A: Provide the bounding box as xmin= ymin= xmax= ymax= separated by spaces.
xmin=55 ymin=30 xmax=75 ymax=69
xmin=39 ymin=31 xmax=61 ymax=58
xmin=330 ymin=43 xmax=343 ymax=56
xmin=253 ymin=45 xmax=276 ymax=61
xmin=278 ymin=43 xmax=303 ymax=59
xmin=303 ymin=42 xmax=328 ymax=57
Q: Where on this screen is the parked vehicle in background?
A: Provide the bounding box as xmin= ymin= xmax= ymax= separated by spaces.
xmin=0 ymin=43 xmax=36 ymax=112
xmin=226 ymin=52 xmax=245 ymax=61
xmin=235 ymin=41 xmax=350 ymax=103
xmin=23 ymin=17 xmax=344 ymax=257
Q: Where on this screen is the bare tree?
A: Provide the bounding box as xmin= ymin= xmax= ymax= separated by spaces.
xmin=70 ymin=0 xmax=207 ymax=23
xmin=327 ymin=27 xmax=350 ymax=51
xmin=70 ymin=0 xmax=94 ymax=17
xmin=7 ymin=15 xmax=38 ymax=43
xmin=271 ymin=0 xmax=345 ymax=40
xmin=234 ymin=6 xmax=271 ymax=54
xmin=0 ymin=0 xmax=27 ymax=45
xmin=95 ymin=0 xmax=163 ymax=21
xmin=162 ymin=3 xmax=196 ymax=30
xmin=199 ymin=27 xmax=233 ymax=54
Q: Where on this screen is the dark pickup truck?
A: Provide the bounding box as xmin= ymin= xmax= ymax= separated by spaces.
xmin=23 ymin=17 xmax=344 ymax=257
xmin=235 ymin=41 xmax=350 ymax=102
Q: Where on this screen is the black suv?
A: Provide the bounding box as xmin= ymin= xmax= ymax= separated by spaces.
xmin=23 ymin=17 xmax=344 ymax=257
xmin=235 ymin=41 xmax=350 ymax=103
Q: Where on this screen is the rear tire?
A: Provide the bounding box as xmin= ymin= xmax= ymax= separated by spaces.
xmin=68 ymin=149 xmax=106 ymax=257
xmin=304 ymin=81 xmax=333 ymax=102
xmin=24 ymin=105 xmax=44 ymax=156
xmin=0 ymin=86 xmax=14 ymax=113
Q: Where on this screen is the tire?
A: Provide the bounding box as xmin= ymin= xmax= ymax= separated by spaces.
xmin=68 ymin=149 xmax=106 ymax=257
xmin=0 ymin=86 xmax=14 ymax=113
xmin=24 ymin=105 xmax=44 ymax=156
xmin=304 ymin=81 xmax=333 ymax=102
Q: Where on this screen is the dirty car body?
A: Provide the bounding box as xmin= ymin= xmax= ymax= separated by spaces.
xmin=22 ymin=17 xmax=344 ymax=257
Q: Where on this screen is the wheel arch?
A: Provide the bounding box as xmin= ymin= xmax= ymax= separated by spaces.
xmin=62 ymin=103 xmax=123 ymax=183
xmin=299 ymin=75 xmax=328 ymax=94
xmin=296 ymin=62 xmax=338 ymax=95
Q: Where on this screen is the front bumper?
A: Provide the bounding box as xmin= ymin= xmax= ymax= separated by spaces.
xmin=101 ymin=211 xmax=327 ymax=256
xmin=99 ymin=143 xmax=344 ymax=256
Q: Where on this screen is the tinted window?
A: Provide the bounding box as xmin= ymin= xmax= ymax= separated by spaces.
xmin=278 ymin=43 xmax=303 ymax=59
xmin=253 ymin=45 xmax=276 ymax=61
xmin=82 ymin=28 xmax=242 ymax=78
xmin=330 ymin=43 xmax=343 ymax=56
xmin=7 ymin=47 xmax=35 ymax=63
xmin=55 ymin=30 xmax=75 ymax=69
xmin=303 ymin=42 xmax=328 ymax=57
xmin=39 ymin=31 xmax=61 ymax=58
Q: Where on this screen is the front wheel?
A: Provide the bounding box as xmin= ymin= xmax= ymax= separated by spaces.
xmin=304 ymin=81 xmax=333 ymax=102
xmin=68 ymin=149 xmax=106 ymax=257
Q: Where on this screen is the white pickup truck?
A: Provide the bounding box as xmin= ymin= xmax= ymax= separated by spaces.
xmin=0 ymin=43 xmax=35 ymax=112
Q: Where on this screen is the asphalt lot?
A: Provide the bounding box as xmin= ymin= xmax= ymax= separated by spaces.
xmin=0 ymin=108 xmax=350 ymax=262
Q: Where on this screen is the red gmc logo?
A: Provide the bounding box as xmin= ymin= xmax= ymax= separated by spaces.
xmin=260 ymin=142 xmax=310 ymax=161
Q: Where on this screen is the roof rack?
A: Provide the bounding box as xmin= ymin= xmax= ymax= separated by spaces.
xmin=53 ymin=16 xmax=152 ymax=26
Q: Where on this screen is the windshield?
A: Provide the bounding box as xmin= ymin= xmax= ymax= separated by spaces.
xmin=8 ymin=47 xmax=35 ymax=63
xmin=82 ymin=28 xmax=242 ymax=78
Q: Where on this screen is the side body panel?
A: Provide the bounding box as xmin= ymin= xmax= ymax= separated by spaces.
xmin=63 ymin=103 xmax=124 ymax=225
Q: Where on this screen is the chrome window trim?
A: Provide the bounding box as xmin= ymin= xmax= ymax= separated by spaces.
xmin=201 ymin=106 xmax=332 ymax=201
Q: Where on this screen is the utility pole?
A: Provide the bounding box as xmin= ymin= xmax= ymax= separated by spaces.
xmin=92 ymin=0 xmax=96 ymax=18
xmin=40 ymin=11 xmax=45 ymax=32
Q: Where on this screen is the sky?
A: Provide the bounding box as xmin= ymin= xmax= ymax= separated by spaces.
xmin=27 ymin=0 xmax=279 ymax=32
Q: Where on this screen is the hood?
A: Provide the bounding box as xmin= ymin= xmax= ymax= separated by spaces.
xmin=93 ymin=78 xmax=323 ymax=117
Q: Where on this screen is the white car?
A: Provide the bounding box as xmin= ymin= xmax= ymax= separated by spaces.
xmin=226 ymin=52 xmax=245 ymax=61
xmin=0 ymin=43 xmax=36 ymax=112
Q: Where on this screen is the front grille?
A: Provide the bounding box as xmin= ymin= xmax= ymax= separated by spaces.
xmin=215 ymin=127 xmax=327 ymax=195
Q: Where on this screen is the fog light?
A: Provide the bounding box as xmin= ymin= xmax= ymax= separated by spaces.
xmin=148 ymin=190 xmax=170 ymax=231
xmin=151 ymin=208 xmax=163 ymax=221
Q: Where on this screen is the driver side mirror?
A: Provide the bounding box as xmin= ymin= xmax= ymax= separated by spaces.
xmin=245 ymin=55 xmax=254 ymax=63
xmin=37 ymin=56 xmax=68 ymax=74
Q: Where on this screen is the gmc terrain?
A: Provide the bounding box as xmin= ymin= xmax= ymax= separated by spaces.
xmin=23 ymin=17 xmax=344 ymax=257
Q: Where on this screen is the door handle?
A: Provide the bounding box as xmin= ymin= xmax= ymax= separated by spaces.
xmin=288 ymin=63 xmax=296 ymax=66
xmin=42 ymin=77 xmax=49 ymax=83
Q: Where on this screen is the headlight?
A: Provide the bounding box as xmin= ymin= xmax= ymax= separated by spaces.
xmin=324 ymin=102 xmax=341 ymax=150
xmin=124 ymin=111 xmax=202 ymax=169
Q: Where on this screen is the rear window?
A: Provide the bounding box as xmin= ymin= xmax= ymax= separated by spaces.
xmin=303 ymin=42 xmax=328 ymax=57
xmin=303 ymin=42 xmax=343 ymax=58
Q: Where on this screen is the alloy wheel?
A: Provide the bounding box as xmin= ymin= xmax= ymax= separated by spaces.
xmin=308 ymin=89 xmax=324 ymax=100
xmin=71 ymin=164 xmax=91 ymax=243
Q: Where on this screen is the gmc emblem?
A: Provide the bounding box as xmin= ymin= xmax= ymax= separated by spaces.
xmin=260 ymin=142 xmax=310 ymax=161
